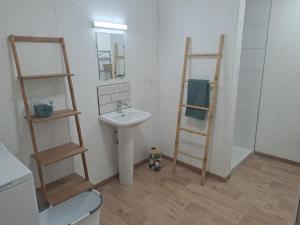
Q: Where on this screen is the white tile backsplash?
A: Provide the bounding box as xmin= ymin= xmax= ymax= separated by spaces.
xmin=98 ymin=84 xmax=119 ymax=95
xmin=119 ymin=82 xmax=130 ymax=92
xmin=111 ymin=91 xmax=130 ymax=102
xmin=98 ymin=95 xmax=112 ymax=105
xmin=99 ymin=103 xmax=117 ymax=115
xmin=97 ymin=82 xmax=131 ymax=114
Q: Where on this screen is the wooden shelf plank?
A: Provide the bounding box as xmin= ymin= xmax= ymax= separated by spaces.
xmin=21 ymin=73 xmax=74 ymax=80
xmin=27 ymin=109 xmax=81 ymax=123
xmin=13 ymin=36 xmax=62 ymax=43
xmin=43 ymin=173 xmax=94 ymax=206
xmin=32 ymin=143 xmax=87 ymax=165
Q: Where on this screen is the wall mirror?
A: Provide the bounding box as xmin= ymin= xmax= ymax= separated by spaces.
xmin=96 ymin=32 xmax=125 ymax=81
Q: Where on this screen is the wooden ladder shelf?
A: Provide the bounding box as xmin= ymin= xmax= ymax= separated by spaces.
xmin=173 ymin=35 xmax=225 ymax=185
xmin=9 ymin=35 xmax=93 ymax=206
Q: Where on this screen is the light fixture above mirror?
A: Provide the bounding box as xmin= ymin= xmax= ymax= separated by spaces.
xmin=93 ymin=21 xmax=128 ymax=31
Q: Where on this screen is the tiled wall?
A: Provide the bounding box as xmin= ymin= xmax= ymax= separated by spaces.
xmin=255 ymin=0 xmax=300 ymax=162
xmin=97 ymin=82 xmax=131 ymax=115
xmin=233 ymin=0 xmax=272 ymax=150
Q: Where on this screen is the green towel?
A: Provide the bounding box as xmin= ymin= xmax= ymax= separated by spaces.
xmin=185 ymin=79 xmax=210 ymax=120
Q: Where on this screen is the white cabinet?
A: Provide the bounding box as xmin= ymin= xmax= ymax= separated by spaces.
xmin=0 ymin=143 xmax=40 ymax=225
xmin=0 ymin=179 xmax=40 ymax=225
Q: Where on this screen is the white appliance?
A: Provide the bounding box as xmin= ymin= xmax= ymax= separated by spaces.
xmin=0 ymin=143 xmax=40 ymax=225
xmin=0 ymin=143 xmax=103 ymax=225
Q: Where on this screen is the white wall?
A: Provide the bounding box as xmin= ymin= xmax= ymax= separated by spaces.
xmin=0 ymin=0 xmax=74 ymax=187
xmin=233 ymin=0 xmax=272 ymax=150
xmin=0 ymin=0 xmax=249 ymax=183
xmin=255 ymin=0 xmax=300 ymax=162
xmin=157 ymin=0 xmax=242 ymax=177
xmin=0 ymin=0 xmax=158 ymax=186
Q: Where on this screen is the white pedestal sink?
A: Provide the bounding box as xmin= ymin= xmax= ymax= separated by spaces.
xmin=99 ymin=108 xmax=151 ymax=185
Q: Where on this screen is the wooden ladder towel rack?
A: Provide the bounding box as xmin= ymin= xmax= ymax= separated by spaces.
xmin=173 ymin=35 xmax=225 ymax=185
xmin=9 ymin=35 xmax=93 ymax=206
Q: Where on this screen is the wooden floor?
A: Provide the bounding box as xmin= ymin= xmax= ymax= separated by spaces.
xmin=97 ymin=155 xmax=300 ymax=225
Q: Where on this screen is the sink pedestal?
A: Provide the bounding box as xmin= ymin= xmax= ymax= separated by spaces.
xmin=118 ymin=127 xmax=136 ymax=185
xmin=99 ymin=108 xmax=151 ymax=186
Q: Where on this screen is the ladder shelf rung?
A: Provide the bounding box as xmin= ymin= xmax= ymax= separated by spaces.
xmin=12 ymin=35 xmax=62 ymax=43
xmin=32 ymin=143 xmax=87 ymax=165
xmin=38 ymin=173 xmax=94 ymax=206
xmin=180 ymin=127 xmax=207 ymax=136
xmin=21 ymin=73 xmax=74 ymax=80
xmin=182 ymin=104 xmax=210 ymax=111
xmin=26 ymin=109 xmax=81 ymax=123
xmin=188 ymin=53 xmax=219 ymax=58
xmin=178 ymin=151 xmax=204 ymax=161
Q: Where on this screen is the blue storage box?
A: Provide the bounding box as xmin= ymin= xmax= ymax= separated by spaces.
xmin=34 ymin=101 xmax=54 ymax=118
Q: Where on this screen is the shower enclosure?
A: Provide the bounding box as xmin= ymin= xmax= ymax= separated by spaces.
xmin=231 ymin=0 xmax=272 ymax=170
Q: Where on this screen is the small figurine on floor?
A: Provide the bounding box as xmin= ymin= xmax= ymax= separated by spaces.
xmin=149 ymin=147 xmax=161 ymax=171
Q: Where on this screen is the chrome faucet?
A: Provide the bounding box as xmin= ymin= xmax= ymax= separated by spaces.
xmin=116 ymin=100 xmax=128 ymax=113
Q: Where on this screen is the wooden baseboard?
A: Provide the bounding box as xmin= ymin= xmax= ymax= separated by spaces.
xmin=255 ymin=151 xmax=300 ymax=167
xmin=94 ymin=158 xmax=148 ymax=189
xmin=134 ymin=158 xmax=149 ymax=169
xmin=94 ymin=154 xmax=233 ymax=189
xmin=161 ymin=154 xmax=230 ymax=183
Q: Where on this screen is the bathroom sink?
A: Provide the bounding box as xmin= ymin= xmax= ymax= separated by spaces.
xmin=99 ymin=108 xmax=151 ymax=185
xmin=99 ymin=108 xmax=151 ymax=128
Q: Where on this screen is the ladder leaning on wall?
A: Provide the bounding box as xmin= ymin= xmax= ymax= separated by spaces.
xmin=9 ymin=35 xmax=93 ymax=206
xmin=173 ymin=34 xmax=225 ymax=185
